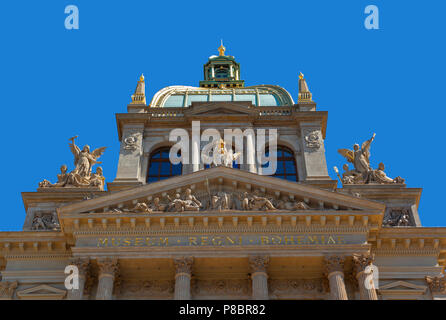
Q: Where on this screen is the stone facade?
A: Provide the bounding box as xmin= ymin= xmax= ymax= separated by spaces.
xmin=0 ymin=47 xmax=445 ymax=300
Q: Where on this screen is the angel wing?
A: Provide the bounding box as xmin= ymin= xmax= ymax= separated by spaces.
xmin=337 ymin=149 xmax=354 ymax=163
xmin=68 ymin=142 xmax=81 ymax=165
xmin=91 ymin=147 xmax=107 ymax=160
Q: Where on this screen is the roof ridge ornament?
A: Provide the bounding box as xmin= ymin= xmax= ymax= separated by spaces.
xmin=218 ymin=40 xmax=226 ymax=56
xmin=298 ymin=72 xmax=313 ymax=103
xmin=130 ymin=73 xmax=147 ymax=105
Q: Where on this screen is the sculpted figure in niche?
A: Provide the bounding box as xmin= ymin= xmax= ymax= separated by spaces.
xmin=31 ymin=213 xmax=60 ymax=231
xmin=383 ymin=208 xmax=412 ymax=227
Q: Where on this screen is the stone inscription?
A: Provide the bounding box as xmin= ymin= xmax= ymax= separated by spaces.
xmin=89 ymin=234 xmax=363 ymax=248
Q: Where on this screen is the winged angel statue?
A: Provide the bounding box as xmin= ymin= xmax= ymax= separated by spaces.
xmin=335 ymin=133 xmax=404 ymax=185
xmin=39 ymin=136 xmax=107 ymax=190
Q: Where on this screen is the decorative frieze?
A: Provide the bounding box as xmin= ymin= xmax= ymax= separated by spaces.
xmin=120 ymin=280 xmax=174 ymax=297
xmin=269 ymin=279 xmax=325 ymax=296
xmin=193 ymin=279 xmax=250 ymax=296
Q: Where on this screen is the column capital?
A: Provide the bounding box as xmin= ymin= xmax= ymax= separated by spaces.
xmin=69 ymin=257 xmax=90 ymax=276
xmin=426 ymin=276 xmax=446 ymax=293
xmin=324 ymin=255 xmax=345 ymax=276
xmin=97 ymin=258 xmax=119 ymax=277
xmin=0 ymin=281 xmax=18 ymax=300
xmin=352 ymin=253 xmax=374 ymax=276
xmin=249 ymin=255 xmax=270 ymax=274
xmin=174 ymin=257 xmax=194 ymax=276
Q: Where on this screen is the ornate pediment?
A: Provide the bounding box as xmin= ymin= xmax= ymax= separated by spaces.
xmin=184 ymin=101 xmax=257 ymax=117
xmin=59 ymin=166 xmax=384 ymax=216
xmin=16 ymin=284 xmax=66 ymax=300
xmin=378 ymin=281 xmax=427 ymax=296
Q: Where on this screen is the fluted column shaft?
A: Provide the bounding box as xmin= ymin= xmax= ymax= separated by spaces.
xmin=174 ymin=257 xmax=193 ymax=300
xmin=325 ymin=256 xmax=348 ymax=300
xmin=67 ymin=258 xmax=90 ymax=300
xmin=96 ymin=258 xmax=119 ymax=300
xmin=353 ymin=254 xmax=378 ymax=300
xmin=249 ymin=256 xmax=269 ymax=300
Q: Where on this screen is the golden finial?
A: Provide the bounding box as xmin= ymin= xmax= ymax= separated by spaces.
xmin=218 ymin=40 xmax=226 ymax=56
xmin=139 ymin=73 xmax=145 ymax=82
xmin=299 ymin=72 xmax=304 ymax=80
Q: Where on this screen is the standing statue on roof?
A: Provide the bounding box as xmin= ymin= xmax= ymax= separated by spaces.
xmin=338 ymin=133 xmax=375 ymax=183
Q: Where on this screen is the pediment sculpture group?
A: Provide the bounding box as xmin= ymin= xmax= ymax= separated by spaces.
xmin=111 ymin=187 xmax=312 ymax=214
xmin=335 ymin=133 xmax=405 ymax=185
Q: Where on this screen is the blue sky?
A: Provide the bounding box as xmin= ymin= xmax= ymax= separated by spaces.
xmin=0 ymin=0 xmax=444 ymax=230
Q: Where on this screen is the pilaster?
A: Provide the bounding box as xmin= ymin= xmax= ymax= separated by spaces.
xmin=249 ymin=255 xmax=269 ymax=300
xmin=96 ymin=258 xmax=119 ymax=300
xmin=174 ymin=257 xmax=193 ymax=300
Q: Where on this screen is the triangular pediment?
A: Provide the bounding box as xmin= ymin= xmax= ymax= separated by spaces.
xmin=16 ymin=284 xmax=66 ymax=300
xmin=59 ymin=166 xmax=385 ymax=216
xmin=184 ymin=101 xmax=257 ymax=117
xmin=378 ymin=281 xmax=427 ymax=295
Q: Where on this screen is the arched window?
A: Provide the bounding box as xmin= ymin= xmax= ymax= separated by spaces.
xmin=147 ymin=147 xmax=182 ymax=183
xmin=261 ymin=147 xmax=298 ymax=182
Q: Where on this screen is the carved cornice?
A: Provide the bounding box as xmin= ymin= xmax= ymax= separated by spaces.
xmin=425 ymin=276 xmax=446 ymax=293
xmin=324 ymin=255 xmax=345 ymax=275
xmin=249 ymin=255 xmax=269 ymax=274
xmin=173 ymin=257 xmax=194 ymax=275
xmin=97 ymin=258 xmax=119 ymax=277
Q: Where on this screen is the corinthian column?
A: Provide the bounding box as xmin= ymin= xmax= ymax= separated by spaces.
xmin=174 ymin=257 xmax=193 ymax=300
xmin=324 ymin=256 xmax=348 ymax=300
xmin=249 ymin=256 xmax=269 ymax=300
xmin=67 ymin=257 xmax=90 ymax=300
xmin=96 ymin=258 xmax=119 ymax=300
xmin=353 ymin=254 xmax=378 ymax=300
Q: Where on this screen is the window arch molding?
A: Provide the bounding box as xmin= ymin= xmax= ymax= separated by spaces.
xmin=146 ymin=146 xmax=182 ymax=183
xmin=259 ymin=145 xmax=299 ymax=182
